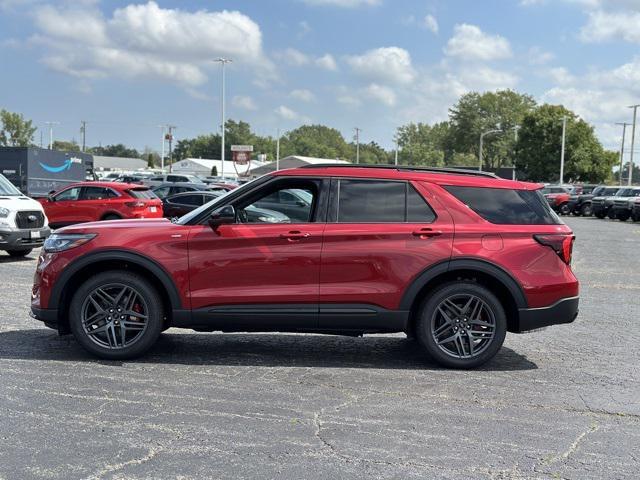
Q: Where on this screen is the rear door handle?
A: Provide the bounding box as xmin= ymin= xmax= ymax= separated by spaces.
xmin=280 ymin=230 xmax=311 ymax=241
xmin=412 ymin=227 xmax=443 ymax=238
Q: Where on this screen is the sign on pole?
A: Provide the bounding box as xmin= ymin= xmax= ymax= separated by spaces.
xmin=231 ymin=145 xmax=253 ymax=166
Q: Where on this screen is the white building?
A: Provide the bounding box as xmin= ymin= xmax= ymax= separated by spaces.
xmin=93 ymin=155 xmax=147 ymax=172
xmin=248 ymin=156 xmax=350 ymax=176
xmin=171 ymin=158 xmax=266 ymax=180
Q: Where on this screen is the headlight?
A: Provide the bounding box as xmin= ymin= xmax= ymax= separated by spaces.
xmin=43 ymin=233 xmax=97 ymax=253
xmin=0 ymin=207 xmax=9 ymax=218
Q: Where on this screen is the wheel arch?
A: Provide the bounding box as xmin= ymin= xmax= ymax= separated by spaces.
xmin=401 ymin=258 xmax=527 ymax=335
xmin=100 ymin=211 xmax=123 ymax=220
xmin=51 ymin=250 xmax=183 ymax=333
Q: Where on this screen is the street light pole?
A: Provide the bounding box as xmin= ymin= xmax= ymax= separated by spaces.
xmin=628 ymin=105 xmax=640 ymax=186
xmin=354 ymin=127 xmax=361 ymax=164
xmin=560 ymin=116 xmax=567 ymax=184
xmin=276 ymin=128 xmax=280 ymax=171
xmin=615 ymin=122 xmax=630 ymax=186
xmin=215 ymin=58 xmax=232 ymax=179
xmin=159 ymin=125 xmax=166 ymax=172
xmin=479 ymin=129 xmax=502 ymax=171
xmin=44 ymin=121 xmax=59 ymax=149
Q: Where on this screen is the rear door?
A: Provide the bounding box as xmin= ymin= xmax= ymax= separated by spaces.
xmin=319 ymin=178 xmax=454 ymax=327
xmin=78 ymin=186 xmax=118 ymax=221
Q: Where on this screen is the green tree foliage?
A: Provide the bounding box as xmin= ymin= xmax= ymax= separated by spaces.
xmin=89 ymin=144 xmax=141 ymax=158
xmin=448 ymin=90 xmax=537 ymax=168
xmin=515 ymin=104 xmax=616 ymax=183
xmin=52 ymin=140 xmax=80 ymax=152
xmin=356 ymin=141 xmax=392 ymax=164
xmin=0 ymin=109 xmax=37 ymax=147
xmin=281 ymin=125 xmax=352 ymax=160
xmin=395 ymin=122 xmax=450 ymax=166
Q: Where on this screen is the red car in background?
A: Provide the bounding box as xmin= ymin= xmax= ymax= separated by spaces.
xmin=39 ymin=182 xmax=163 ymax=228
xmin=541 ymin=185 xmax=571 ymax=215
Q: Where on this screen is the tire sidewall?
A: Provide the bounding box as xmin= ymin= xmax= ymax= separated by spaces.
xmin=416 ymin=282 xmax=507 ymax=369
xmin=69 ymin=271 xmax=163 ymax=360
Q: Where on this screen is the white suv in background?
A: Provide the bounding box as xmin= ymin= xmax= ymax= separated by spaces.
xmin=0 ymin=174 xmax=50 ymax=257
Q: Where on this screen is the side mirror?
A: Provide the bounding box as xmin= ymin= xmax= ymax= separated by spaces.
xmin=47 ymin=191 xmax=56 ymax=201
xmin=208 ymin=205 xmax=235 ymax=230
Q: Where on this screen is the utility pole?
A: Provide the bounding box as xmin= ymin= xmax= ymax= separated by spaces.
xmin=276 ymin=128 xmax=280 ymax=171
xmin=394 ymin=144 xmax=398 ymax=166
xmin=159 ymin=125 xmax=166 ymax=172
xmin=628 ymin=105 xmax=640 ymax=186
xmin=80 ymin=121 xmax=87 ymax=152
xmin=166 ymin=125 xmax=176 ymax=173
xmin=560 ymin=116 xmax=567 ymax=184
xmin=215 ymin=58 xmax=232 ymax=179
xmin=615 ymin=122 xmax=630 ymax=186
xmin=354 ymin=127 xmax=361 ymax=164
xmin=44 ymin=121 xmax=59 ymax=149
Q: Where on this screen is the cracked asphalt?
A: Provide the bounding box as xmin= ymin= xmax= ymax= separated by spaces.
xmin=0 ymin=216 xmax=639 ymax=479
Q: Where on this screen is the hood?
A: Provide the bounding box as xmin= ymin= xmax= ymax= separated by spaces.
xmin=58 ymin=217 xmax=173 ymax=234
xmin=0 ymin=195 xmax=45 ymax=212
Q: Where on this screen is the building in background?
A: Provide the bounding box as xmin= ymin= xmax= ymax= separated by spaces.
xmin=171 ymin=158 xmax=267 ymax=179
xmin=93 ymin=155 xmax=147 ymax=172
xmin=248 ymin=156 xmax=350 ymax=176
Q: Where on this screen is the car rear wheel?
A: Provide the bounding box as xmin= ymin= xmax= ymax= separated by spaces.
xmin=6 ymin=248 xmax=32 ymax=257
xmin=69 ymin=271 xmax=163 ymax=360
xmin=617 ymin=212 xmax=630 ymax=221
xmin=580 ymin=203 xmax=592 ymax=217
xmin=416 ymin=282 xmax=507 ymax=369
xmin=102 ymin=214 xmax=121 ymax=221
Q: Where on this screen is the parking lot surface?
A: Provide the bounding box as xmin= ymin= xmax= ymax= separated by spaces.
xmin=0 ymin=216 xmax=639 ymax=479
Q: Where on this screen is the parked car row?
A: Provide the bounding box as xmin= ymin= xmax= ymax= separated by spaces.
xmin=542 ymin=184 xmax=640 ymax=221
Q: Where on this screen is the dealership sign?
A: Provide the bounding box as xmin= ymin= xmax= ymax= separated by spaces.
xmin=231 ymin=145 xmax=253 ymax=166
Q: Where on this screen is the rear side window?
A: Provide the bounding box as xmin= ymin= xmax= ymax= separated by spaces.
xmin=444 ymin=186 xmax=561 ymax=225
xmin=336 ymin=180 xmax=436 ymax=223
xmin=128 ymin=189 xmax=156 ymax=199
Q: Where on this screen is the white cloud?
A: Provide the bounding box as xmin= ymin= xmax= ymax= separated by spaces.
xmin=346 ymin=46 xmax=415 ymax=85
xmin=290 ymin=89 xmax=316 ymax=102
xmin=444 ymin=24 xmax=512 ymax=61
xmin=528 ymin=46 xmax=555 ymax=65
xmin=547 ymin=67 xmax=575 ymax=84
xmin=301 ymin=0 xmax=380 ymax=7
xmin=232 ymin=95 xmax=257 ymax=110
xmin=275 ymin=105 xmax=310 ymax=123
xmin=31 ymin=1 xmax=272 ymax=88
xmin=276 ymin=47 xmax=311 ymax=66
xmin=423 ymin=14 xmax=438 ymax=34
xmin=580 ymin=9 xmax=640 ymax=42
xmin=364 ymin=83 xmax=396 ymax=106
xmin=316 ymin=53 xmax=338 ymax=71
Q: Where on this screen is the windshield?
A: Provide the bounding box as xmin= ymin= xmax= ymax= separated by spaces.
xmin=0 ymin=174 xmax=22 ymax=196
xmin=176 ymin=176 xmax=264 ymax=224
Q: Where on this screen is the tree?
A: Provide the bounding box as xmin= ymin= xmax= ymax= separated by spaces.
xmin=448 ymin=90 xmax=536 ymax=169
xmin=395 ymin=122 xmax=450 ymax=166
xmin=211 ymin=166 xmax=218 ymax=176
xmin=146 ymin=153 xmax=154 ymax=169
xmin=515 ymin=104 xmax=616 ymax=183
xmin=89 ymin=144 xmax=141 ymax=158
xmin=0 ymin=109 xmax=37 ymax=147
xmin=52 ymin=140 xmax=80 ymax=152
xmin=281 ymin=125 xmax=352 ymax=159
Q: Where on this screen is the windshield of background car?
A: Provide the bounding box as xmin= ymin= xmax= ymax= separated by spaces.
xmin=177 ymin=176 xmax=264 ymax=224
xmin=0 ymin=174 xmax=22 ymax=196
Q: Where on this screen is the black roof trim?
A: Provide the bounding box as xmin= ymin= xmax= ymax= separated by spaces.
xmin=298 ymin=163 xmax=499 ymax=178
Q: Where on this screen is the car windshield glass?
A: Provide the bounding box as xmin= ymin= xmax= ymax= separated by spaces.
xmin=176 ymin=176 xmax=263 ymax=224
xmin=0 ymin=174 xmax=22 ymax=196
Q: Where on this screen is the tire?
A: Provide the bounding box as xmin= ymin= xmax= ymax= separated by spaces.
xmin=595 ymin=211 xmax=606 ymax=219
xmin=415 ymin=282 xmax=507 ymax=369
xmin=580 ymin=203 xmax=592 ymax=217
xmin=618 ymin=212 xmax=630 ymax=222
xmin=69 ymin=271 xmax=164 ymax=360
xmin=559 ymin=203 xmax=571 ymax=215
xmin=607 ymin=209 xmax=617 ymax=220
xmin=6 ymin=248 xmax=33 ymax=257
xmin=102 ymin=214 xmax=121 ymax=221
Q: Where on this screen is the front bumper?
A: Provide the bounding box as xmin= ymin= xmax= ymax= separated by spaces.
xmin=516 ymin=296 xmax=579 ymax=332
xmin=0 ymin=226 xmax=51 ymax=250
xmin=591 ymin=203 xmax=608 ymax=215
xmin=30 ymin=306 xmax=60 ymax=331
xmin=611 ymin=205 xmax=631 ymax=217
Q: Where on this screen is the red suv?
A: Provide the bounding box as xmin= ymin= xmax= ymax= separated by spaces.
xmin=39 ymin=182 xmax=163 ymax=228
xmin=31 ymin=166 xmax=579 ymax=368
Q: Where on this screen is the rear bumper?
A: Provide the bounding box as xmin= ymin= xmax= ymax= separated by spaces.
xmin=516 ymin=296 xmax=579 ymax=332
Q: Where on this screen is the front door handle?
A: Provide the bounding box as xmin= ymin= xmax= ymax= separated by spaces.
xmin=280 ymin=230 xmax=311 ymax=241
xmin=412 ymin=227 xmax=443 ymax=238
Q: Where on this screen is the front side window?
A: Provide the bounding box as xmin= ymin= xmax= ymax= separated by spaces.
xmin=54 ymin=187 xmax=81 ymax=202
xmin=172 ymin=194 xmax=203 ymax=206
xmin=236 ymin=181 xmax=319 ymax=224
xmin=335 ymin=179 xmax=435 ymax=223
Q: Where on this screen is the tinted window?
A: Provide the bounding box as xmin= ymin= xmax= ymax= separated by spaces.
xmin=407 ymin=185 xmax=436 ymax=222
xmin=171 ymin=194 xmax=203 ymax=206
xmin=81 ymin=187 xmax=116 ymax=200
xmin=150 ymin=176 xmax=164 ymax=181
xmin=445 ymin=186 xmax=562 ymax=225
xmin=238 ymin=181 xmax=319 ymax=223
xmin=128 ymin=189 xmax=156 ymax=199
xmin=54 ymin=187 xmax=81 ymax=201
xmin=168 ymin=175 xmax=188 ymax=183
xmin=152 ymin=186 xmax=170 ymax=198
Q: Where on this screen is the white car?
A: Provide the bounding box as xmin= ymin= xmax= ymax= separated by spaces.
xmin=0 ymin=174 xmax=51 ymax=257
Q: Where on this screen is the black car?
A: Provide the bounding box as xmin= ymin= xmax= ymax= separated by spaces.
xmin=162 ymin=191 xmax=290 ymax=223
xmin=567 ymin=185 xmax=619 ymax=216
xmin=152 ymin=182 xmax=229 ymax=199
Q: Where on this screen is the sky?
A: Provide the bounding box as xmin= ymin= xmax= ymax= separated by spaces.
xmin=1 ymin=0 xmax=640 ymax=157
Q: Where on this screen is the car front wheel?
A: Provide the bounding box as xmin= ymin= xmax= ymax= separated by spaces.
xmin=580 ymin=203 xmax=592 ymax=217
xmin=416 ymin=282 xmax=507 ymax=369
xmin=69 ymin=271 xmax=164 ymax=360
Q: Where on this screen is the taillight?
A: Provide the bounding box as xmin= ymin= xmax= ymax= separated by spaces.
xmin=534 ymin=234 xmax=575 ymax=264
xmin=125 ymin=201 xmax=146 ymax=208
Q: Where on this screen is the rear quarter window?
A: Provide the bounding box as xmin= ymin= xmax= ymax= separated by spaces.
xmin=444 ymin=186 xmax=562 ymax=225
xmin=128 ymin=189 xmax=157 ymax=199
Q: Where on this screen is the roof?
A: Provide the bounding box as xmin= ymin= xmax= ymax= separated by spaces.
xmin=63 ymin=181 xmax=149 ymax=190
xmin=273 ymin=165 xmax=539 ymax=190
xmin=281 ymin=156 xmax=350 ymax=165
xmin=93 ymin=156 xmax=147 ymax=170
xmin=249 ymin=156 xmax=350 ymax=176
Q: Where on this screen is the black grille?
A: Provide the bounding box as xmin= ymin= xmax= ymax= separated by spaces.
xmin=15 ymin=211 xmax=45 ymax=229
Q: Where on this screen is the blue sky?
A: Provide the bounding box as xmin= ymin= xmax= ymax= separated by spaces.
xmin=1 ymin=0 xmax=639 ymax=157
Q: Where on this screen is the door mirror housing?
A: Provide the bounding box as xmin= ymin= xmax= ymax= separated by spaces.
xmin=208 ymin=205 xmax=235 ymax=230
xmin=47 ymin=191 xmax=56 ymax=201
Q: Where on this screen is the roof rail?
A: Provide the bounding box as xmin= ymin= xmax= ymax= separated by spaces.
xmin=298 ymin=163 xmax=499 ymax=178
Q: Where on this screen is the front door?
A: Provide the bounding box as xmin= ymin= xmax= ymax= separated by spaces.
xmin=46 ymin=186 xmax=82 ymax=226
xmin=187 ymin=177 xmax=327 ymax=329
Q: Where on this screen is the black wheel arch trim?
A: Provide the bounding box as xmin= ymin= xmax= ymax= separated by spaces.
xmin=48 ymin=249 xmax=183 ymax=311
xmin=399 ymin=257 xmax=528 ymax=311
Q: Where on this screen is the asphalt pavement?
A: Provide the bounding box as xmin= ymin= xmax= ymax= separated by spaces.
xmin=0 ymin=216 xmax=638 ymax=479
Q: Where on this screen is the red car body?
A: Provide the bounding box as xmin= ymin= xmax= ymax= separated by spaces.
xmin=31 ymin=166 xmax=579 ymax=366
xmin=39 ymin=182 xmax=163 ymax=228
